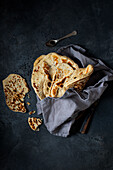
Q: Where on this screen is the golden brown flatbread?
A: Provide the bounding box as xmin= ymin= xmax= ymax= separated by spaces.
xmin=31 ymin=53 xmax=94 ymax=99
xmin=2 ymin=74 xmax=29 ymax=113
xmin=28 ymin=117 xmax=42 ymax=131
xmin=64 ymin=65 xmax=94 ymax=91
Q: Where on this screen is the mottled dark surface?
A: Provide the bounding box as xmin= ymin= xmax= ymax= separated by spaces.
xmin=0 ymin=0 xmax=113 ymax=170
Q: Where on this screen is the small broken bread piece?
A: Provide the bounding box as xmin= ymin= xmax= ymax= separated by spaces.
xmin=2 ymin=74 xmax=29 ymax=113
xmin=31 ymin=52 xmax=94 ymax=99
xmin=28 ymin=117 xmax=42 ymax=131
xmin=27 ymin=102 xmax=31 ymax=106
xmin=27 ymin=94 xmax=30 ymax=98
xmin=29 ymin=110 xmax=36 ymax=115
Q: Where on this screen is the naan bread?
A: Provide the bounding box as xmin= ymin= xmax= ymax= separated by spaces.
xmin=28 ymin=117 xmax=42 ymax=131
xmin=50 ymin=65 xmax=93 ymax=97
xmin=2 ymin=74 xmax=29 ymax=113
xmin=31 ymin=53 xmax=94 ymax=99
xmin=64 ymin=65 xmax=94 ymax=91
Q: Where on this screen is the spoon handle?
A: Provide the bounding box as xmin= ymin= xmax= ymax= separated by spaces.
xmin=58 ymin=30 xmax=77 ymax=41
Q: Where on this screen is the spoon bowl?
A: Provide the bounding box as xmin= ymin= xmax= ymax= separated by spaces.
xmin=46 ymin=39 xmax=58 ymax=47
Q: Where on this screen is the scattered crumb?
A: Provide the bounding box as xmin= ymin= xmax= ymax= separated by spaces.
xmin=28 ymin=94 xmax=30 ymax=98
xmin=36 ymin=128 xmax=40 ymax=131
xmin=27 ymin=102 xmax=31 ymax=106
xmin=29 ymin=110 xmax=36 ymax=115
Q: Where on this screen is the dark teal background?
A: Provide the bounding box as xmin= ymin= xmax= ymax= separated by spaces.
xmin=0 ymin=0 xmax=113 ymax=169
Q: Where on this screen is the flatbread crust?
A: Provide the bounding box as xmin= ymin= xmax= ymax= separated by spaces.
xmin=2 ymin=74 xmax=29 ymax=113
xmin=28 ymin=117 xmax=42 ymax=131
xmin=31 ymin=53 xmax=94 ymax=99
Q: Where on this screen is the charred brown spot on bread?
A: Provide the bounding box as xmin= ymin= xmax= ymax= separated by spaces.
xmin=68 ymin=61 xmax=72 ymax=66
xmin=33 ymin=83 xmax=38 ymax=89
xmin=47 ymin=87 xmax=49 ymax=91
xmin=33 ymin=117 xmax=37 ymax=123
xmin=43 ymin=68 xmax=52 ymax=81
xmin=48 ymin=82 xmax=51 ymax=87
xmin=79 ymin=72 xmax=83 ymax=75
xmin=53 ymin=75 xmax=57 ymax=81
xmin=37 ymin=59 xmax=41 ymax=64
xmin=32 ymin=125 xmax=36 ymax=130
xmin=62 ymin=59 xmax=67 ymax=63
xmin=44 ymin=62 xmax=50 ymax=70
xmin=53 ymin=55 xmax=58 ymax=60
xmin=68 ymin=61 xmax=76 ymax=70
xmin=57 ymin=68 xmax=62 ymax=72
xmin=29 ymin=118 xmax=32 ymax=123
xmin=4 ymin=89 xmax=8 ymax=92
xmin=53 ymin=86 xmax=58 ymax=96
xmin=36 ymin=89 xmax=39 ymax=92
xmin=13 ymin=98 xmax=16 ymax=102
xmin=47 ymin=74 xmax=52 ymax=81
xmin=18 ymin=103 xmax=25 ymax=111
xmin=55 ymin=60 xmax=58 ymax=65
xmin=43 ymin=68 xmax=48 ymax=74
xmin=60 ymin=85 xmax=63 ymax=88
xmin=53 ymin=55 xmax=58 ymax=65
xmin=34 ymin=69 xmax=38 ymax=72
xmin=56 ymin=77 xmax=66 ymax=87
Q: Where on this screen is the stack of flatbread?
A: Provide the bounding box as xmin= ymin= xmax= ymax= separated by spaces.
xmin=2 ymin=74 xmax=29 ymax=113
xmin=31 ymin=53 xmax=94 ymax=100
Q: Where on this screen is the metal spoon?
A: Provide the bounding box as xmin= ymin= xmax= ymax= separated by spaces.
xmin=46 ymin=30 xmax=77 ymax=47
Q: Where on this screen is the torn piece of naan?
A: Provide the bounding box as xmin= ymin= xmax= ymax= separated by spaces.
xmin=28 ymin=117 xmax=42 ymax=131
xmin=3 ymin=74 xmax=29 ymax=113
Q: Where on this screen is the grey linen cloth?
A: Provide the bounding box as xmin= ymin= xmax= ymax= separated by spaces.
xmin=36 ymin=45 xmax=113 ymax=137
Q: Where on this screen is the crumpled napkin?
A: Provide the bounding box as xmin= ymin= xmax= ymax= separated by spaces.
xmin=36 ymin=45 xmax=113 ymax=137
